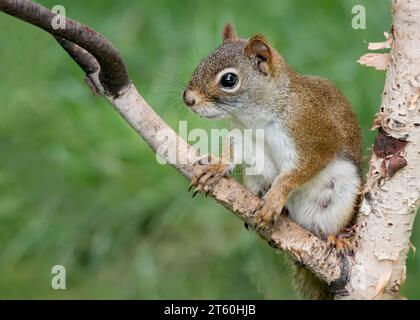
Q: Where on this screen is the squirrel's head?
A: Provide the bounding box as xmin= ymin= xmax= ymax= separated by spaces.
xmin=183 ymin=23 xmax=289 ymax=120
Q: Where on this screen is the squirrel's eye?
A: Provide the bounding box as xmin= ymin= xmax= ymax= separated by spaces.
xmin=216 ymin=68 xmax=241 ymax=93
xmin=220 ymin=72 xmax=239 ymax=89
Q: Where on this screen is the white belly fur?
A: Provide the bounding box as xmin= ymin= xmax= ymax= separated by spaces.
xmin=240 ymin=120 xmax=298 ymax=194
xmin=240 ymin=120 xmax=360 ymax=237
xmin=286 ymin=159 xmax=360 ymax=236
xmin=244 ymin=157 xmax=360 ymax=237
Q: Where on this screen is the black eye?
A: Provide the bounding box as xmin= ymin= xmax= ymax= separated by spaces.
xmin=220 ymin=72 xmax=239 ymax=89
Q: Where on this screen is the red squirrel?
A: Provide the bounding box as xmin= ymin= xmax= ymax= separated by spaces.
xmin=183 ymin=23 xmax=362 ymax=299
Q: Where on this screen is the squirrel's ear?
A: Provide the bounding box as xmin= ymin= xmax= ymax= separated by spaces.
xmin=222 ymin=22 xmax=238 ymax=43
xmin=244 ymin=35 xmax=273 ymax=76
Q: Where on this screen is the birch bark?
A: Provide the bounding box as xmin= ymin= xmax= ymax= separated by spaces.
xmin=341 ymin=0 xmax=420 ymax=299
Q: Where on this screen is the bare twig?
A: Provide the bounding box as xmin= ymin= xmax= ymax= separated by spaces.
xmin=0 ymin=0 xmax=129 ymax=96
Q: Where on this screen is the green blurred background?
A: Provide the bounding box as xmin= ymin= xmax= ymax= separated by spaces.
xmin=0 ymin=0 xmax=418 ymax=299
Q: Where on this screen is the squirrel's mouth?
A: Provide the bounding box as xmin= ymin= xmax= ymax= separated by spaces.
xmin=189 ymin=103 xmax=229 ymax=120
xmin=183 ymin=88 xmax=231 ymax=120
xmin=202 ymin=113 xmax=221 ymax=119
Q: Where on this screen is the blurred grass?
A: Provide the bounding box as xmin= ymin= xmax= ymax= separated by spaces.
xmin=0 ymin=0 xmax=418 ymax=299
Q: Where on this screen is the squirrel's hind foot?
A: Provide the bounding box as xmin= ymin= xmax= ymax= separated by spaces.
xmin=326 ymin=232 xmax=354 ymax=257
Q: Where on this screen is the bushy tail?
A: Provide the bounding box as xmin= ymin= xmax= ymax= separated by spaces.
xmin=292 ymin=263 xmax=334 ymax=300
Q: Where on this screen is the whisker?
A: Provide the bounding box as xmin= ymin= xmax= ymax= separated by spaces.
xmin=168 ymin=65 xmax=187 ymax=88
xmin=156 ymin=73 xmax=186 ymax=90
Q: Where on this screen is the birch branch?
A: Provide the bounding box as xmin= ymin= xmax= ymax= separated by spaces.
xmin=0 ymin=0 xmax=345 ymax=288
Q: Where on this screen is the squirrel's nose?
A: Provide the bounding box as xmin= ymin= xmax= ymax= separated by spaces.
xmin=183 ymin=89 xmax=196 ymax=107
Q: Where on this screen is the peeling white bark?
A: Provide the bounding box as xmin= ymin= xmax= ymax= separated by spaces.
xmin=342 ymin=0 xmax=420 ymax=299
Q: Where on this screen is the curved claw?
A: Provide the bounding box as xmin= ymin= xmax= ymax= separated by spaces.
xmin=188 ymin=157 xmax=231 ymax=199
xmin=253 ymin=209 xmax=274 ymax=232
xmin=327 ymin=235 xmax=354 ymax=257
xmin=192 ymin=189 xmax=200 ymax=198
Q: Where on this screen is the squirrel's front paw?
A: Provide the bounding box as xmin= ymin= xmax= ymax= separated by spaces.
xmin=189 ymin=155 xmax=232 ymax=197
xmin=252 ymin=193 xmax=282 ymax=232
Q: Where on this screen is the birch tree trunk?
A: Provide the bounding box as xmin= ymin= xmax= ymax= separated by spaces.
xmin=340 ymin=0 xmax=420 ymax=299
